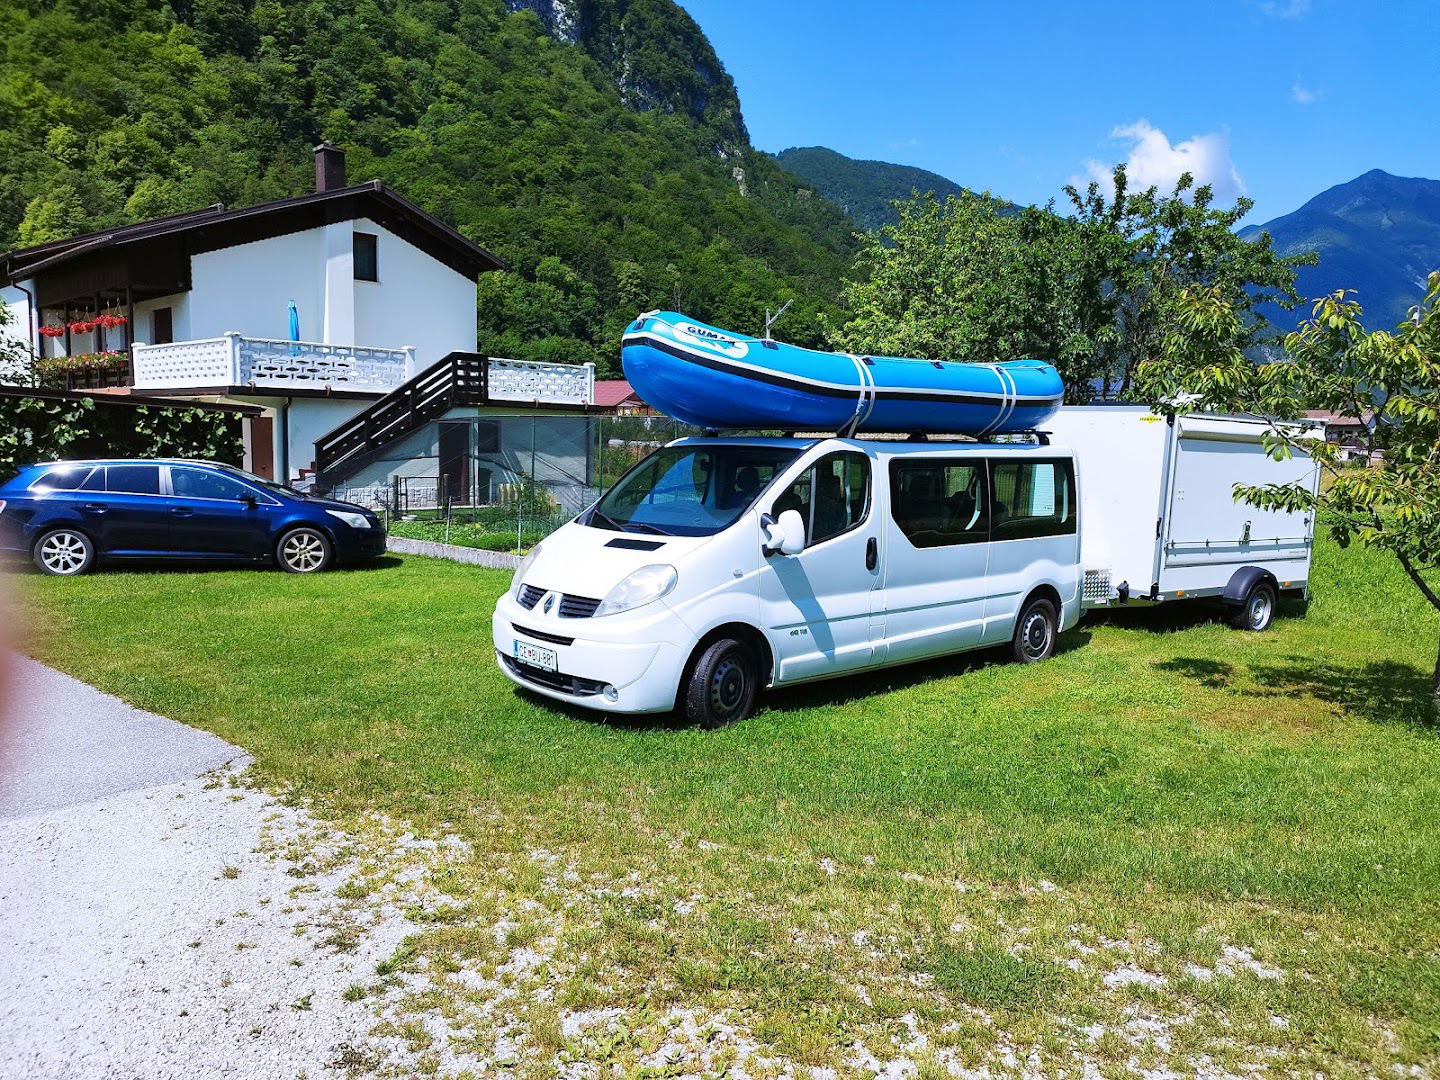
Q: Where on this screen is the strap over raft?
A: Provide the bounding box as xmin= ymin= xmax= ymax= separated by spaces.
xmin=621 ymin=311 xmax=1064 ymax=436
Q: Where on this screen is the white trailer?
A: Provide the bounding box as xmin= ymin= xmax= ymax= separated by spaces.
xmin=1046 ymin=406 xmax=1323 ymax=628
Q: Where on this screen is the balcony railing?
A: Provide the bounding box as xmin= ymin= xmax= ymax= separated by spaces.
xmin=129 ymin=335 xmax=596 ymax=406
xmin=132 ymin=333 xmax=415 ymax=393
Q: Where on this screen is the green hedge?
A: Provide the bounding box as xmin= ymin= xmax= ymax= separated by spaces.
xmin=0 ymin=393 xmax=244 ymax=483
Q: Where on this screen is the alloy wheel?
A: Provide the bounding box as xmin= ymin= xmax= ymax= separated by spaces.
xmin=39 ymin=532 xmax=89 ymax=575
xmin=282 ymin=531 xmax=327 ymax=572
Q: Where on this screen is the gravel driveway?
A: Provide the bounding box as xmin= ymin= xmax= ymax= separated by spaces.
xmin=0 ymin=655 xmax=415 ymax=1079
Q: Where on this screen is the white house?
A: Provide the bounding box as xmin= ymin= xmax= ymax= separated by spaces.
xmin=0 ymin=143 xmax=597 ymax=485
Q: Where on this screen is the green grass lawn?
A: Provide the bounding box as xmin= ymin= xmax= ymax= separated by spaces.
xmin=12 ymin=537 xmax=1440 ymax=1077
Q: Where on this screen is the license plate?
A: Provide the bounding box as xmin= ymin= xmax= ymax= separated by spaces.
xmin=513 ymin=639 xmax=557 ymax=672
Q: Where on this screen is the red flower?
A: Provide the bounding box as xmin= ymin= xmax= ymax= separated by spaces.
xmin=96 ymin=313 xmax=127 ymax=329
xmin=38 ymin=325 xmax=66 ymax=338
xmin=67 ymin=319 xmax=95 ymax=334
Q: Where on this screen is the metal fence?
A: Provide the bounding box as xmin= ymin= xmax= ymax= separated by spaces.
xmin=331 ymin=413 xmax=698 ymax=552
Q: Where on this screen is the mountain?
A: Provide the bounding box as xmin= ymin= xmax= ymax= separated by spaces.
xmin=774 ymin=146 xmax=976 ymax=231
xmin=1240 ymin=169 xmax=1440 ymax=330
xmin=0 ymin=0 xmax=860 ymax=375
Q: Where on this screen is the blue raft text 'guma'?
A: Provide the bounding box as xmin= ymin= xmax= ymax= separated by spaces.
xmin=621 ymin=311 xmax=1064 ymax=435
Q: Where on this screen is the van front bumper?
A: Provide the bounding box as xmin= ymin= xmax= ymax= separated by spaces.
xmin=491 ymin=594 xmax=691 ymax=714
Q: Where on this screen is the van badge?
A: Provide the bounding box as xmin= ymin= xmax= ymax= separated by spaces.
xmin=543 ymin=593 xmax=556 ymax=615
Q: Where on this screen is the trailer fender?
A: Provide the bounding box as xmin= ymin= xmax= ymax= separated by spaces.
xmin=1221 ymin=566 xmax=1278 ymax=608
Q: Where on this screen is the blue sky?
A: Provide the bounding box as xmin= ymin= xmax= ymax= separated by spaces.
xmin=678 ymin=0 xmax=1438 ymax=225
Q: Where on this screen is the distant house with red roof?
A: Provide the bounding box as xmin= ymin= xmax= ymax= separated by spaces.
xmin=594 ymin=379 xmax=651 ymax=415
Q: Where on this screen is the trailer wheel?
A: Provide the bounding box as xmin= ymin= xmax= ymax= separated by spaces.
xmin=684 ymin=637 xmax=758 ymax=729
xmin=1011 ymin=596 xmax=1058 ymax=664
xmin=1229 ymin=580 xmax=1277 ymax=632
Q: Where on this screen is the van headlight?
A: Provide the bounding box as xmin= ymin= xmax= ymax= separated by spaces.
xmin=510 ymin=543 xmax=543 ymax=598
xmin=595 ymin=564 xmax=677 ymax=617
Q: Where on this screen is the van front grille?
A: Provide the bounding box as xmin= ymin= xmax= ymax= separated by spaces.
xmin=516 ymin=584 xmax=602 ymax=618
xmin=502 ymin=654 xmax=605 ymax=697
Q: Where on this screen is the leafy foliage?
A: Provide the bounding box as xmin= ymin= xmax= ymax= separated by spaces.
xmin=0 ymin=0 xmax=858 ymax=375
xmin=0 ymin=392 xmax=243 ymax=482
xmin=0 ymin=298 xmax=35 ymax=384
xmin=1137 ymin=274 xmax=1440 ymax=694
xmin=831 ymin=167 xmax=1310 ymax=400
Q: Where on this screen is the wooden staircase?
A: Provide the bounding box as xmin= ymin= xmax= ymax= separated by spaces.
xmin=312 ymin=351 xmax=490 ymax=492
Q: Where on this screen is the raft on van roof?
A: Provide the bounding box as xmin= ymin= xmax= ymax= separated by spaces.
xmin=620 ymin=311 xmax=1064 ymax=436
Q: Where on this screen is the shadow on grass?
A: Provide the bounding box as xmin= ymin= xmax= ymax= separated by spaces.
xmin=509 ymin=628 xmax=1095 ymax=733
xmin=6 ymin=555 xmax=405 ymax=577
xmin=1087 ymin=596 xmax=1309 ymax=635
xmin=1156 ymin=654 xmax=1438 ymax=730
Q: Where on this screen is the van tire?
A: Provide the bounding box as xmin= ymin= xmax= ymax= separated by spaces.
xmin=34 ymin=528 xmax=96 ymax=576
xmin=1229 ymin=580 xmax=1276 ymax=632
xmin=276 ymin=527 xmax=333 ymax=573
xmin=684 ymin=638 xmax=758 ymax=729
xmin=1011 ymin=596 xmax=1057 ymax=664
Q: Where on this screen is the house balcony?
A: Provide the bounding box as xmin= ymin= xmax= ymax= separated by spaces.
xmin=130 ymin=333 xmax=595 ymax=405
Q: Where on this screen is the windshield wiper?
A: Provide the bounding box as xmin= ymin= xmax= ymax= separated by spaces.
xmin=588 ymin=508 xmax=624 ymax=532
xmin=626 ymin=521 xmax=671 ymax=536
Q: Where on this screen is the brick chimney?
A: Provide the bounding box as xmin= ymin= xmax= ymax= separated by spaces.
xmin=314 ymin=141 xmax=346 ymax=192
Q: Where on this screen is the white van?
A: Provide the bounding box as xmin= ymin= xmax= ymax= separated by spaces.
xmin=491 ymin=436 xmax=1082 ymax=727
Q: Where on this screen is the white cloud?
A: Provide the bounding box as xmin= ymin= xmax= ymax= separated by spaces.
xmin=1074 ymin=120 xmax=1246 ymax=203
xmin=1262 ymin=0 xmax=1310 ymax=17
xmin=1290 ymin=81 xmax=1323 ymax=105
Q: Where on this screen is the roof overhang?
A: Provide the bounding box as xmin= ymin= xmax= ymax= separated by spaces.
xmin=1 ymin=181 xmax=507 ymax=294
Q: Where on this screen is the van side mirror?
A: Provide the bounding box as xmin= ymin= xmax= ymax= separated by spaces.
xmin=762 ymin=508 xmax=806 ymax=556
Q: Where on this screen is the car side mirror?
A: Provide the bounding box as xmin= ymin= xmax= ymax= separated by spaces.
xmin=238 ymin=493 xmax=257 ymax=507
xmin=762 ymin=508 xmax=806 ymax=556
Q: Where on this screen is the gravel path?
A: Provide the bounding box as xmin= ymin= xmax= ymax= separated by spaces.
xmin=0 ymin=655 xmax=416 ymax=1079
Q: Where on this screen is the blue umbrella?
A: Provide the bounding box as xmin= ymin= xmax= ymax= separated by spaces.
xmin=287 ymin=300 xmax=300 ymax=356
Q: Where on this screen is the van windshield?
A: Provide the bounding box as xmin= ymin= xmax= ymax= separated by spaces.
xmin=588 ymin=444 xmax=802 ymax=537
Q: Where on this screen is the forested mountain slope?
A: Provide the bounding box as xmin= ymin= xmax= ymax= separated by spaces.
xmin=0 ymin=0 xmax=858 ymax=373
xmin=774 ymin=146 xmax=979 ymax=231
xmin=1240 ymin=169 xmax=1440 ymax=331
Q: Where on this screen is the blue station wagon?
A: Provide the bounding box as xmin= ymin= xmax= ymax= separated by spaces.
xmin=0 ymin=459 xmax=386 ymax=575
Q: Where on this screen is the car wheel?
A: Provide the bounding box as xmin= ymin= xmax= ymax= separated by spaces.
xmin=276 ymin=527 xmax=333 ymax=573
xmin=1011 ymin=596 xmax=1057 ymax=664
xmin=1229 ymin=580 xmax=1276 ymax=632
xmin=684 ymin=637 xmax=758 ymax=729
xmin=33 ymin=528 xmax=96 ymax=576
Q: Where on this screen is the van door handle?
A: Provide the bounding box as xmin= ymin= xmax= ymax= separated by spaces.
xmin=865 ymin=537 xmax=878 ymax=571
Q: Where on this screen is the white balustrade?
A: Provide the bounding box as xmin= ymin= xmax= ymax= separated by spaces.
xmin=131 ymin=336 xmax=594 ymax=405
xmin=487 ymin=358 xmax=595 ymax=406
xmin=132 ymin=333 xmax=413 ymax=392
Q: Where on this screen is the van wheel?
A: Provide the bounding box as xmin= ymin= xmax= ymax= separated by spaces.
xmin=276 ymin=527 xmax=333 ymax=573
xmin=34 ymin=528 xmax=96 ymax=576
xmin=684 ymin=638 xmax=758 ymax=729
xmin=1011 ymin=597 xmax=1057 ymax=664
xmin=1229 ymin=581 xmax=1276 ymax=631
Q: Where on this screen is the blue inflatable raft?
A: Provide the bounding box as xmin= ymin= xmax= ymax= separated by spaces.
xmin=621 ymin=311 xmax=1064 ymax=436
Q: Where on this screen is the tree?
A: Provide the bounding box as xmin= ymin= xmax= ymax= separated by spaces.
xmin=1136 ymin=274 xmax=1440 ymax=700
xmin=830 ymin=192 xmax=1107 ymax=400
xmin=0 ymin=298 xmax=35 ymax=386
xmin=831 ymin=169 xmax=1311 ymax=402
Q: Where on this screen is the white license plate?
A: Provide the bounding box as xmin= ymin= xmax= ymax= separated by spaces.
xmin=513 ymin=639 xmax=558 ymax=672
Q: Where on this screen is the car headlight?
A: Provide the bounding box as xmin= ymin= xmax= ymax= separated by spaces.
xmin=595 ymin=564 xmax=677 ymax=617
xmin=510 ymin=543 xmax=543 ymax=598
xmin=326 ymin=509 xmax=370 ymax=529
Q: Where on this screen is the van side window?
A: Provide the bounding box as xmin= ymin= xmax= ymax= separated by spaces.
xmin=773 ymin=451 xmax=870 ymax=546
xmin=890 ymin=459 xmax=989 ymax=548
xmin=989 ymin=460 xmax=1076 ymax=540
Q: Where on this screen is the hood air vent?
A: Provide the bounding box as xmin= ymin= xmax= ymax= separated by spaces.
xmin=604 ymin=538 xmax=665 ymax=551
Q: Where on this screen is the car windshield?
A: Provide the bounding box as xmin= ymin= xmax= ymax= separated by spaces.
xmin=589 ymin=444 xmax=801 ymax=537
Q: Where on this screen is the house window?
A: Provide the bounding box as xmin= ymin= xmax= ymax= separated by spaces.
xmin=354 ymin=232 xmax=378 ymax=281
xmin=152 ymin=307 xmax=173 ymax=345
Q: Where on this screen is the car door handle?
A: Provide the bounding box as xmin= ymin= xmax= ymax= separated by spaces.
xmin=865 ymin=537 xmax=878 ymax=571
xmin=169 ymin=508 xmax=194 ymax=517
xmin=82 ymin=502 xmax=108 ymax=514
